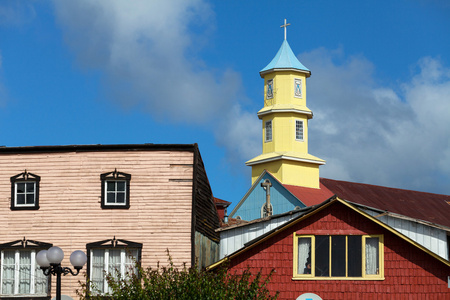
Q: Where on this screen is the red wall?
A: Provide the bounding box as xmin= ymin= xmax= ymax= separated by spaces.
xmin=227 ymin=201 xmax=450 ymax=299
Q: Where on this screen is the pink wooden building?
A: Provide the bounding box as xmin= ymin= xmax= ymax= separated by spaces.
xmin=0 ymin=144 xmax=220 ymax=299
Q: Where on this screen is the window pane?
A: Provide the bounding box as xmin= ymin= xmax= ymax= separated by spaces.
xmin=265 ymin=121 xmax=272 ymax=142
xmin=26 ymin=194 xmax=35 ymax=204
xmin=108 ymin=249 xmax=122 ymax=294
xmin=19 ymin=252 xmax=31 ymax=294
xmin=16 ymin=194 xmax=25 ymax=205
xmin=2 ymin=251 xmax=15 ymax=295
xmin=296 ymin=121 xmax=303 ymax=140
xmin=116 ymin=192 xmax=125 ymax=203
xmin=331 ymin=236 xmax=345 ymax=277
xmin=125 ymin=250 xmax=138 ymax=275
xmin=16 ymin=183 xmax=25 ymax=193
xmin=116 ymin=181 xmax=125 ymax=191
xmin=25 ymin=183 xmax=35 ymax=193
xmin=366 ymin=237 xmax=379 ymax=275
xmin=107 ymin=181 xmax=116 ymax=192
xmin=347 ymin=236 xmax=362 ymax=277
xmin=107 ymin=193 xmax=115 ymax=203
xmin=34 ymin=265 xmax=48 ymax=294
xmin=297 ymin=237 xmax=311 ymax=274
xmin=315 ymin=236 xmax=329 ymax=277
xmin=91 ymin=250 xmax=105 ymax=294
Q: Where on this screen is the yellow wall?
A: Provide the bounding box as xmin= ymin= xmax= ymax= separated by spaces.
xmin=264 ymin=71 xmax=308 ymax=107
xmin=262 ymin=113 xmax=308 ymax=154
xmin=251 ymin=160 xmax=320 ymax=189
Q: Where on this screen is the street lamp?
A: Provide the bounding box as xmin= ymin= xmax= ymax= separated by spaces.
xmin=36 ymin=246 xmax=87 ymax=300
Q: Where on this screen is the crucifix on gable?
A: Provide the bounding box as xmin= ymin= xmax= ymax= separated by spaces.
xmin=261 ymin=179 xmax=273 ymax=217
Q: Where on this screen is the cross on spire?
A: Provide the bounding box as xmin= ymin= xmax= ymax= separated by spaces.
xmin=280 ymin=18 xmax=291 ymax=40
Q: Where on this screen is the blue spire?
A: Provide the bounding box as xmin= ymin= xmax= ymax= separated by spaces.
xmin=260 ymin=40 xmax=310 ymax=74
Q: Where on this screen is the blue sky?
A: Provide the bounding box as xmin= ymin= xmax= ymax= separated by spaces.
xmin=1 ymin=1 xmax=449 ymax=210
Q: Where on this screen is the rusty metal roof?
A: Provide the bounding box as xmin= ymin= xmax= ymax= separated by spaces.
xmin=283 ymin=182 xmax=335 ymax=206
xmin=320 ymin=178 xmax=450 ymax=228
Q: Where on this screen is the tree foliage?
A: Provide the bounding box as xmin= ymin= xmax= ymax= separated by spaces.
xmin=77 ymin=251 xmax=278 ymax=300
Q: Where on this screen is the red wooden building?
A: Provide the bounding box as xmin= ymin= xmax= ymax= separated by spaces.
xmin=210 ymin=197 xmax=450 ymax=299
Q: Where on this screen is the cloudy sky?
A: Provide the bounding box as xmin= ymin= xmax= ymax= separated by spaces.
xmin=1 ymin=1 xmax=449 ymax=208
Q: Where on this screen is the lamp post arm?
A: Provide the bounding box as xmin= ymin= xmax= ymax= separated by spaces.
xmin=62 ymin=266 xmax=81 ymax=276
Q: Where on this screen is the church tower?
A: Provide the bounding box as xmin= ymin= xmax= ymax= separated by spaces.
xmin=246 ymin=20 xmax=325 ymax=189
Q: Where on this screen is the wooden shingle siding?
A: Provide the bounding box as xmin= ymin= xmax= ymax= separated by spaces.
xmin=227 ymin=201 xmax=450 ymax=299
xmin=0 ymin=144 xmax=218 ymax=297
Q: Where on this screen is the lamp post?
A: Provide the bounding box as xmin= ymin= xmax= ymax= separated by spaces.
xmin=36 ymin=246 xmax=87 ymax=300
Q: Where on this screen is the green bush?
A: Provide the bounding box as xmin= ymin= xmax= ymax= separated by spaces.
xmin=77 ymin=251 xmax=278 ymax=300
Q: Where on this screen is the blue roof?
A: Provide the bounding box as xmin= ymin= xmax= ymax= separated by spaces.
xmin=260 ymin=40 xmax=310 ymax=74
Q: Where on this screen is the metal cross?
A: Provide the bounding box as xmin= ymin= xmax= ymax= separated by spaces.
xmin=280 ymin=18 xmax=291 ymax=40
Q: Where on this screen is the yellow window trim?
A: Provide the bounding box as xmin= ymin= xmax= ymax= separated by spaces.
xmin=293 ymin=233 xmax=384 ymax=280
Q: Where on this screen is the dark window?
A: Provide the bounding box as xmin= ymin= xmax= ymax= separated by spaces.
xmin=295 ymin=234 xmax=383 ymax=279
xmin=100 ymin=170 xmax=131 ymax=209
xmin=10 ymin=171 xmax=40 ymax=210
xmin=347 ymin=235 xmax=362 ymax=277
xmin=315 ymin=235 xmax=329 ymax=277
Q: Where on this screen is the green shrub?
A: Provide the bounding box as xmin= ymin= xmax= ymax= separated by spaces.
xmin=77 ymin=251 xmax=278 ymax=300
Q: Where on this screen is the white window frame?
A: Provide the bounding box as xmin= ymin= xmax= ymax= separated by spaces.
xmin=295 ymin=120 xmax=304 ymax=141
xmin=266 ymin=79 xmax=274 ymax=99
xmin=104 ymin=180 xmax=127 ymax=206
xmin=14 ymin=181 xmax=36 ymax=207
xmin=90 ymin=248 xmax=138 ymax=295
xmin=265 ymin=120 xmax=272 ymax=142
xmin=294 ymin=78 xmax=302 ymax=98
xmin=0 ymin=250 xmax=48 ymax=296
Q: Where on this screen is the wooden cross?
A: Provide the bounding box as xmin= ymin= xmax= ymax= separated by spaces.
xmin=280 ymin=18 xmax=291 ymax=40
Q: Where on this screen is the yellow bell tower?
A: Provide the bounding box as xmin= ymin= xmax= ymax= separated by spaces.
xmin=246 ymin=20 xmax=325 ymax=189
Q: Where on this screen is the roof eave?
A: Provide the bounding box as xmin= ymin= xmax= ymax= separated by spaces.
xmin=246 ymin=155 xmax=326 ymax=166
xmin=260 ymin=68 xmax=311 ymax=78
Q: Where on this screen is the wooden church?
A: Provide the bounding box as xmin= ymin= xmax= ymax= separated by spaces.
xmin=211 ymin=20 xmax=450 ymax=300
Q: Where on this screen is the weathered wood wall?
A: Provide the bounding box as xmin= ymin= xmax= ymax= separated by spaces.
xmin=192 ymin=146 xmax=220 ymax=268
xmin=0 ymin=146 xmax=198 ymax=297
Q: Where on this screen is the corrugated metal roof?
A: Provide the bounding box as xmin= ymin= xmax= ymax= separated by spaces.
xmin=320 ymin=178 xmax=450 ymax=228
xmin=283 ymin=182 xmax=334 ymax=206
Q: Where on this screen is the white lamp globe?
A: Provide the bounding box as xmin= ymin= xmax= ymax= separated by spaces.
xmin=46 ymin=246 xmax=65 ymax=264
xmin=36 ymin=250 xmax=50 ymax=267
xmin=70 ymin=250 xmax=87 ymax=268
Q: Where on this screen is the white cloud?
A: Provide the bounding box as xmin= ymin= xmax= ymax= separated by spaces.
xmin=0 ymin=2 xmax=35 ymax=26
xmin=302 ymin=48 xmax=450 ymax=194
xmin=215 ymin=103 xmax=260 ymax=168
xmin=52 ymin=0 xmax=244 ymax=124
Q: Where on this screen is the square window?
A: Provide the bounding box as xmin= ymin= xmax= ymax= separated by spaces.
xmin=101 ymin=171 xmax=131 ymax=209
xmin=10 ymin=172 xmax=40 ymax=210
